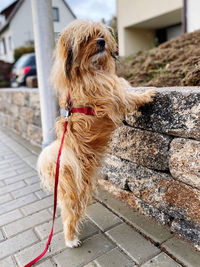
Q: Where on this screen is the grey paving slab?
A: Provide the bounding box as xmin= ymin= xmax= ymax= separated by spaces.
xmin=24 ymin=175 xmax=40 ymax=185
xmin=3 ymin=128 xmax=41 ymax=155
xmin=0 ymin=180 xmax=26 ymax=195
xmin=3 ymin=209 xmax=51 ymax=238
xmin=35 ymin=259 xmax=55 ymax=267
xmin=11 ymin=182 xmax=40 ymax=198
xmin=15 ymin=222 xmax=99 ymax=266
xmin=162 ymin=237 xmax=200 ymax=267
xmin=16 ymin=166 xmax=34 ymax=174
xmin=0 ymin=229 xmax=38 ymax=259
xmin=35 ymin=189 xmax=52 ymax=199
xmin=141 ymin=252 xmax=181 ymax=267
xmin=83 ymin=263 xmax=96 ymax=267
xmin=97 ymin=188 xmax=172 ymax=243
xmin=3 ymin=153 xmax=18 ymax=160
xmin=0 ymin=193 xmax=37 ymax=215
xmin=21 ymin=195 xmax=54 ymax=216
xmin=0 ymin=180 xmax=5 ymax=187
xmin=0 ymin=193 xmax=12 ymax=204
xmin=0 ymin=159 xmax=10 ymax=166
xmin=53 ymin=233 xmax=115 ymax=267
xmin=0 ymin=256 xmax=17 ymax=267
xmin=4 ymin=170 xmax=37 ymax=184
xmin=0 ymin=170 xmax=18 ymax=180
xmin=0 ymin=165 xmax=17 ymax=174
xmin=0 ymin=209 xmax=23 ymax=227
xmin=35 ymin=216 xmax=63 ymax=240
xmin=106 ymin=223 xmax=160 ymax=265
xmin=35 ymin=217 xmax=99 ymax=241
xmin=13 ymin=147 xmax=33 ymax=158
xmin=94 ymin=247 xmax=135 ymax=267
xmin=23 ymin=154 xmax=38 ymax=169
xmin=10 ymin=158 xmax=25 ymax=166
xmin=48 ymin=206 xmax=61 ymax=217
xmin=0 ymin=168 xmax=14 ymax=177
xmin=75 ymin=218 xmax=101 ymax=241
xmin=15 ymin=232 xmax=69 ymax=266
xmin=11 ymin=162 xmax=31 ymax=171
xmin=0 ymin=128 xmax=197 ymax=267
xmin=86 ymin=202 xmax=122 ymax=231
xmin=0 ymin=229 xmax=4 ymax=242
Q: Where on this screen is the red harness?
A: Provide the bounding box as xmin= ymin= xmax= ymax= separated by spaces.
xmin=24 ymin=95 xmax=95 ymax=267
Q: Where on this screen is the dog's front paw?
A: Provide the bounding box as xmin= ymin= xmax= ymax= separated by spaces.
xmin=65 ymin=237 xmax=82 ymax=248
xmin=146 ymin=89 xmax=156 ymax=101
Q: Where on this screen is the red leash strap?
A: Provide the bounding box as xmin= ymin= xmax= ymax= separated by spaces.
xmin=72 ymin=107 xmax=95 ymax=116
xmin=24 ymin=120 xmax=67 ymax=267
xmin=24 ymin=90 xmax=95 ymax=266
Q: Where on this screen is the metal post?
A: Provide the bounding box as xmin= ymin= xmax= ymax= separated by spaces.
xmin=182 ymin=0 xmax=187 ymax=33
xmin=31 ymin=0 xmax=57 ymax=147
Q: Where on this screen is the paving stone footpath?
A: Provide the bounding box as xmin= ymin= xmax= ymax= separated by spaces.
xmin=0 ymin=127 xmax=200 ymax=267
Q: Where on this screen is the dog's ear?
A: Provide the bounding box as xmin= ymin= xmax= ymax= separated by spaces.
xmin=65 ymin=47 xmax=73 ymax=80
xmin=57 ymin=32 xmax=73 ymax=81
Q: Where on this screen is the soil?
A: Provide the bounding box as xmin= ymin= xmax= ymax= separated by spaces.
xmin=117 ymin=30 xmax=200 ymax=87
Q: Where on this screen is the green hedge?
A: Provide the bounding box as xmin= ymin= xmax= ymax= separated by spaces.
xmin=14 ymin=46 xmax=35 ymax=62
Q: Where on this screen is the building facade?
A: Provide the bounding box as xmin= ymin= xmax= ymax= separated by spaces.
xmin=117 ymin=0 xmax=195 ymax=57
xmin=0 ymin=0 xmax=75 ymax=63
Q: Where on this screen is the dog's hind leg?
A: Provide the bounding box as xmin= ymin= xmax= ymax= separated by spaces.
xmin=59 ymin=189 xmax=83 ymax=248
xmin=57 ymin=165 xmax=84 ymax=248
xmin=37 ymin=140 xmax=59 ymax=192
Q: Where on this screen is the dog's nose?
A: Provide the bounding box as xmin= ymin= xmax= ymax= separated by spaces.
xmin=97 ymin=38 xmax=105 ymax=48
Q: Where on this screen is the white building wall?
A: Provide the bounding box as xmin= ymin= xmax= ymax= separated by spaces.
xmin=10 ymin=0 xmax=34 ymax=49
xmin=117 ymin=0 xmax=183 ymax=56
xmin=52 ymin=0 xmax=75 ymax=34
xmin=118 ymin=0 xmax=182 ymax=29
xmin=0 ymin=0 xmax=75 ymax=63
xmin=187 ymin=0 xmax=200 ymax=32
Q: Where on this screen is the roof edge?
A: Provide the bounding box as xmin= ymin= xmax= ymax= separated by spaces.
xmin=62 ymin=0 xmax=76 ymax=19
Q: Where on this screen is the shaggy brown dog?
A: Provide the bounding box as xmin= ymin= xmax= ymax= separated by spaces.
xmin=37 ymin=19 xmax=155 ymax=248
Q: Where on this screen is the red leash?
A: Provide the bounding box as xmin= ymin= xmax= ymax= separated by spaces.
xmin=24 ymin=120 xmax=67 ymax=267
xmin=24 ymin=97 xmax=94 ymax=266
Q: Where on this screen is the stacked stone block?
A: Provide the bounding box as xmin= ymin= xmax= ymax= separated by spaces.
xmin=0 ymin=89 xmax=42 ymax=146
xmin=102 ymin=87 xmax=200 ymax=249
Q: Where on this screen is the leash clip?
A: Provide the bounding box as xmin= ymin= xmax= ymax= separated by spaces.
xmin=65 ymin=110 xmax=69 ymax=121
xmin=47 ymin=244 xmax=51 ymax=252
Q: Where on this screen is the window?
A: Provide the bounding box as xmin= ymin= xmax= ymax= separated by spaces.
xmin=0 ymin=38 xmax=6 ymax=55
xmin=54 ymin=32 xmax=59 ymax=40
xmin=52 ymin=7 xmax=59 ymax=22
xmin=9 ymin=36 xmax=13 ymax=50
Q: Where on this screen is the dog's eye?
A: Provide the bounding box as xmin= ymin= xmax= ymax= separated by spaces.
xmin=98 ymin=34 xmax=104 ymax=39
xmin=85 ymin=35 xmax=91 ymax=42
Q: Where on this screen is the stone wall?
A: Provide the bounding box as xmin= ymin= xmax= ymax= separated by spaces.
xmin=0 ymin=87 xmax=199 ymax=248
xmin=102 ymin=87 xmax=200 ymax=249
xmin=0 ymin=89 xmax=42 ymax=146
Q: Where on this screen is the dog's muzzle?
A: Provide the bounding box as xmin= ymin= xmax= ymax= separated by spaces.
xmin=97 ymin=38 xmax=105 ymax=53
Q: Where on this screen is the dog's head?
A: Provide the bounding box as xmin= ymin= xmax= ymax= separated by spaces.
xmin=51 ymin=19 xmax=118 ymax=90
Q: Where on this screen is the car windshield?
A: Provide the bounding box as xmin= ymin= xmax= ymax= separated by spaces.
xmin=14 ymin=54 xmax=35 ymax=68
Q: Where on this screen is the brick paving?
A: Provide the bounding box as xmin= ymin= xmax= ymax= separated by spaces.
xmin=0 ymin=127 xmax=200 ymax=267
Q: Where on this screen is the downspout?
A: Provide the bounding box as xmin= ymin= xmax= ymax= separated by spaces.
xmin=182 ymin=0 xmax=187 ymax=33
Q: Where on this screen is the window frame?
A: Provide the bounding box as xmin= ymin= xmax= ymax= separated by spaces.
xmin=52 ymin=7 xmax=59 ymax=22
xmin=0 ymin=37 xmax=7 ymax=55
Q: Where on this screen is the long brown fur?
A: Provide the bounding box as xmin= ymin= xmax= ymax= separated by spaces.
xmin=37 ymin=19 xmax=155 ymax=247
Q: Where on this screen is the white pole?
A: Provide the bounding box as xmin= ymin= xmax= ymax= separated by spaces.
xmin=31 ymin=0 xmax=57 ymax=147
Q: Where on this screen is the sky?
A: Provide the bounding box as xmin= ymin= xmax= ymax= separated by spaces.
xmin=0 ymin=0 xmax=116 ymax=22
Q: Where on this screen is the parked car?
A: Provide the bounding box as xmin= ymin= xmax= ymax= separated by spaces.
xmin=10 ymin=53 xmax=36 ymax=87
